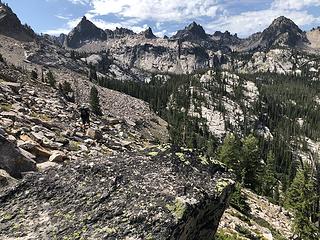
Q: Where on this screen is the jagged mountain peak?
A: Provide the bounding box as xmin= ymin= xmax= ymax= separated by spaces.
xmin=185 ymin=21 xmax=207 ymax=37
xmin=270 ymin=16 xmax=296 ymax=26
xmin=239 ymin=15 xmax=309 ymax=51
xmin=74 ymin=16 xmax=98 ymax=31
xmin=140 ymin=27 xmax=157 ymax=39
xmin=172 ymin=21 xmax=208 ymax=41
xmin=267 ymin=16 xmax=303 ymax=34
xmin=66 ymin=16 xmax=107 ymax=48
xmin=105 ymin=27 xmax=136 ymax=39
xmin=260 ymin=15 xmax=308 ymax=47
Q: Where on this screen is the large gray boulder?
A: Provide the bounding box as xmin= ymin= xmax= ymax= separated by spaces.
xmin=0 ymin=135 xmax=37 ymax=178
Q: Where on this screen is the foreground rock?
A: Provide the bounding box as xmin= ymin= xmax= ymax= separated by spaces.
xmin=0 ymin=148 xmax=234 ymax=239
xmin=0 ymin=135 xmax=37 ymax=178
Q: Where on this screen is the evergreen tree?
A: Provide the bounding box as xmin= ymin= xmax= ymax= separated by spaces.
xmin=59 ymin=81 xmax=74 ymax=102
xmin=217 ymin=134 xmax=241 ymax=177
xmin=241 ymin=134 xmax=262 ymax=191
xmin=31 ymin=70 xmax=38 ymax=80
xmin=261 ymin=150 xmax=277 ymax=197
xmin=46 ymin=70 xmax=56 ymax=87
xmin=286 ymin=166 xmax=319 ymax=240
xmin=90 ymin=86 xmax=102 ymax=115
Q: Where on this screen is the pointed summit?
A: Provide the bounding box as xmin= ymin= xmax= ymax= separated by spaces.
xmin=141 ymin=27 xmax=156 ymax=39
xmin=241 ymin=16 xmax=310 ymax=51
xmin=81 ymin=16 xmax=87 ymax=22
xmin=66 ymin=16 xmax=107 ymax=48
xmin=259 ymin=16 xmax=309 ymax=48
xmin=172 ymin=21 xmax=208 ymax=41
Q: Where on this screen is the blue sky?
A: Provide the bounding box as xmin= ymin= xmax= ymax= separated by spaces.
xmin=4 ymin=0 xmax=320 ymax=37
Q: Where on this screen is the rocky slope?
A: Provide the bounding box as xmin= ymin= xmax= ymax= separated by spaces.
xmin=0 ymin=4 xmax=239 ymax=238
xmin=1 ymin=3 xmax=319 ymax=238
xmin=0 ymin=57 xmax=236 ymax=239
xmin=307 ymin=27 xmax=320 ymax=49
xmin=218 ymin=189 xmax=293 ymax=239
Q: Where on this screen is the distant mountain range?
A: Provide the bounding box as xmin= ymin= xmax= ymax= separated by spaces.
xmin=56 ymin=14 xmax=317 ymax=52
xmin=0 ymin=1 xmax=319 ymax=53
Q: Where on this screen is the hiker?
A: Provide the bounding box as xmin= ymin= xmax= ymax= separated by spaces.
xmin=79 ymin=104 xmax=90 ymax=130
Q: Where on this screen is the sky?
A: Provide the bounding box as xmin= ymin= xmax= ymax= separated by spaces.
xmin=3 ymin=0 xmax=320 ymax=37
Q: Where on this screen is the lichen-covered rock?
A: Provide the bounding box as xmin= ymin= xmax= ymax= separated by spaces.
xmin=0 ymin=148 xmax=234 ymax=239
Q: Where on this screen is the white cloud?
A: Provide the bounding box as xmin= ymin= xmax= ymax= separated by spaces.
xmin=67 ymin=0 xmax=90 ymax=5
xmin=205 ymin=0 xmax=320 ymax=37
xmin=154 ymin=30 xmax=167 ymax=37
xmin=43 ymin=27 xmax=71 ymax=35
xmin=89 ymin=0 xmax=222 ymax=22
xmin=43 ymin=17 xmax=81 ymax=35
xmin=89 ymin=18 xmax=122 ymax=30
xmin=272 ymin=0 xmax=320 ymax=10
xmin=55 ymin=14 xmax=72 ymax=20
xmin=44 ymin=0 xmax=320 ymax=37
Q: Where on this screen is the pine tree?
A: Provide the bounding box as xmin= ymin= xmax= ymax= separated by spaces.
xmin=261 ymin=150 xmax=277 ymax=197
xmin=217 ymin=134 xmax=241 ymax=177
xmin=46 ymin=71 xmax=56 ymax=87
xmin=286 ymin=166 xmax=319 ymax=240
xmin=241 ymin=134 xmax=262 ymax=191
xmin=31 ymin=70 xmax=38 ymax=80
xmin=90 ymin=86 xmax=102 ymax=116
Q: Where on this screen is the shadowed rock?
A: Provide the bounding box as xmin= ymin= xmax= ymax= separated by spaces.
xmin=0 ymin=135 xmax=37 ymax=178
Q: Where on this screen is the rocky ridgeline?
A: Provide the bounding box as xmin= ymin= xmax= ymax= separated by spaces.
xmin=0 ymin=62 xmax=235 ymax=238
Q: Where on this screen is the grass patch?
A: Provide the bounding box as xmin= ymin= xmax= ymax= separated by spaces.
xmin=31 ymin=112 xmax=52 ymax=122
xmin=166 ymin=197 xmax=187 ymax=220
xmin=215 ymin=229 xmax=246 ymax=240
xmin=148 ymin=151 xmax=159 ymax=157
xmin=175 ymin=152 xmax=191 ymax=165
xmin=69 ymin=141 xmax=80 ymax=151
xmin=0 ymin=104 xmax=12 ymax=111
xmin=252 ymin=216 xmax=287 ymax=240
